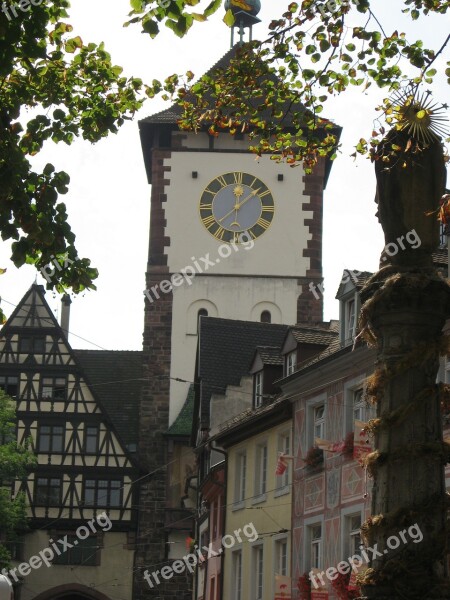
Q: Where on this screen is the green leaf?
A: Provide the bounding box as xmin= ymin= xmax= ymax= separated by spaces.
xmin=223 ymin=9 xmax=235 ymax=27
xmin=65 ymin=36 xmax=83 ymax=53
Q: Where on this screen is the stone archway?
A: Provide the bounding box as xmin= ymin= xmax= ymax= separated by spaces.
xmin=32 ymin=584 xmax=112 ymax=600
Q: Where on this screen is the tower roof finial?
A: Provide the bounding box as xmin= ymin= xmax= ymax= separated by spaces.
xmin=225 ymin=0 xmax=261 ymax=47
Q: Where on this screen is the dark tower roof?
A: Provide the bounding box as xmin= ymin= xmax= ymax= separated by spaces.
xmin=139 ymin=45 xmax=341 ymax=186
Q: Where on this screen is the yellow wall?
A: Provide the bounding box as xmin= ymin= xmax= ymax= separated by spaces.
xmin=222 ymin=420 xmax=292 ymax=600
xmin=9 ymin=530 xmax=134 ymax=600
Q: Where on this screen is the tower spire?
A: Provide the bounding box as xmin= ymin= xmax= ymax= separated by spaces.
xmin=224 ymin=0 xmax=262 ymax=47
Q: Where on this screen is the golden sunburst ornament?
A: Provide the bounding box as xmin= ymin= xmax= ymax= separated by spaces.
xmin=387 ymin=88 xmax=449 ymax=144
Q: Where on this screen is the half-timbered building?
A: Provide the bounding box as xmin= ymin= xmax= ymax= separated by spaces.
xmin=0 ymin=285 xmax=141 ymax=600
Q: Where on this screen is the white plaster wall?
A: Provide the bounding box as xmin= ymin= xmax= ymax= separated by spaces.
xmin=163 ymin=152 xmax=311 ymax=277
xmin=168 ymin=276 xmax=300 ymax=424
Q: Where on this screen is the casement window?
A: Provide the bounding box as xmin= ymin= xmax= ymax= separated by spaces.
xmin=314 ymin=405 xmax=325 ymax=440
xmin=253 ymin=544 xmax=264 ymax=600
xmin=85 ymin=425 xmax=99 ymax=454
xmin=353 ymin=388 xmax=365 ymax=423
xmin=38 ymin=425 xmax=64 ymax=453
xmin=235 ymin=452 xmax=247 ymax=504
xmin=346 ymin=298 xmax=356 ymax=341
xmin=309 ymin=524 xmax=322 ymax=570
xmin=255 ymin=443 xmax=268 ymax=496
xmin=277 ymin=432 xmax=291 ymax=490
xmin=286 ymin=351 xmax=296 ymax=376
xmin=275 ymin=537 xmax=288 ymax=576
xmin=232 ymin=550 xmax=243 ymax=600
xmin=254 ymin=371 xmax=263 ymax=408
xmin=19 ymin=336 xmax=45 ymax=354
xmin=53 ymin=534 xmax=98 ymax=566
xmin=0 ymin=376 xmax=18 ymax=398
xmin=346 ymin=514 xmax=362 ymax=557
xmin=41 ymin=377 xmax=66 ymax=401
xmin=84 ymin=479 xmax=122 ymax=508
xmin=35 ymin=477 xmax=62 ymax=506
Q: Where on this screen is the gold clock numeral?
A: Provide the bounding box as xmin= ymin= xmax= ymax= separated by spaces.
xmin=215 ymin=227 xmax=225 ymax=240
xmin=250 ymin=177 xmax=257 ymax=187
xmin=262 ymin=205 xmax=274 ymax=213
xmin=257 ymin=217 xmax=271 ymax=229
xmin=202 ymin=215 xmax=216 ymax=228
xmin=200 ymin=203 xmax=212 ymax=211
xmin=259 ymin=189 xmax=271 ymax=198
xmin=233 ymin=172 xmax=243 ymax=185
xmin=203 ymin=188 xmax=215 ymax=196
xmin=248 ymin=230 xmax=257 ymax=240
xmin=216 ymin=175 xmax=228 ymax=188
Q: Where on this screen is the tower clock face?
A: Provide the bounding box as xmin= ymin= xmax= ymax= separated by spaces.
xmin=199 ymin=172 xmax=275 ymax=243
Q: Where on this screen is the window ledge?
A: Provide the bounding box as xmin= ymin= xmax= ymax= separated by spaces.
xmin=274 ymin=486 xmax=290 ymax=498
xmin=232 ymin=501 xmax=245 ymax=512
xmin=251 ymin=493 xmax=267 ymax=506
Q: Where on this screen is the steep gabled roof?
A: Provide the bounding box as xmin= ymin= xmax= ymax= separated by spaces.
xmin=139 ymin=45 xmax=341 ymax=186
xmin=0 ymin=284 xmax=141 ymax=459
xmin=74 ymin=349 xmax=142 ymax=451
xmin=195 ymin=317 xmax=288 ymax=431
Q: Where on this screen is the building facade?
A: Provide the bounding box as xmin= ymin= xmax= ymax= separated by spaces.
xmin=0 ymin=285 xmax=140 ymax=600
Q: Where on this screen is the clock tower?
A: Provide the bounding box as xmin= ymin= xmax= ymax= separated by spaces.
xmin=134 ymin=46 xmax=338 ymax=600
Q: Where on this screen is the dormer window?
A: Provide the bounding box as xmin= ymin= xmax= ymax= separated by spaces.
xmin=286 ymin=351 xmax=296 ymax=376
xmin=345 ymin=298 xmax=356 ymax=342
xmin=254 ymin=372 xmax=263 ymax=408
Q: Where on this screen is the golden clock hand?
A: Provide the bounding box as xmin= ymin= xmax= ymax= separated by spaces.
xmin=218 ymin=203 xmax=241 ymax=224
xmin=217 ymin=188 xmax=261 ymax=224
xmin=236 ymin=187 xmax=261 ymax=210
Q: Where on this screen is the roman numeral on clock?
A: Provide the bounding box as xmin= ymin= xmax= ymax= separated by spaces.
xmin=257 ymin=217 xmax=271 ymax=229
xmin=214 ymin=227 xmax=225 ymax=240
xmin=233 ymin=172 xmax=243 ymax=185
xmin=202 ymin=215 xmax=216 ymax=228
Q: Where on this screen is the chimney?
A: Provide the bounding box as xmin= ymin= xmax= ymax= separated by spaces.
xmin=61 ymin=294 xmax=71 ymax=337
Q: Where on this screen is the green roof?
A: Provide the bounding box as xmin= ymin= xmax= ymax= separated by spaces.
xmin=166 ymin=385 xmax=195 ymax=437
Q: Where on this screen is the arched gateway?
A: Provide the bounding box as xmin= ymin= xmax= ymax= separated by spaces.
xmin=32 ymin=585 xmax=112 ymax=600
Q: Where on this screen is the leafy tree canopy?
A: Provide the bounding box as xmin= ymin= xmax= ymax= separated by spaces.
xmin=136 ymin=0 xmax=449 ymax=167
xmin=0 ymin=389 xmax=36 ymax=569
xmin=0 ymin=1 xmax=150 ymax=295
xmin=0 ymin=0 xmax=448 ymax=295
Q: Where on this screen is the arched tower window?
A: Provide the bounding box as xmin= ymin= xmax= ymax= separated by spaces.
xmin=260 ymin=310 xmax=271 ymax=323
xmin=197 ymin=308 xmax=208 ymax=332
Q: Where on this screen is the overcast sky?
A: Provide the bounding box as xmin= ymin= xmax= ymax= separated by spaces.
xmin=0 ymin=1 xmax=448 ymax=350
